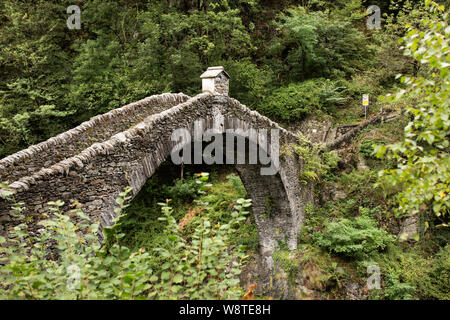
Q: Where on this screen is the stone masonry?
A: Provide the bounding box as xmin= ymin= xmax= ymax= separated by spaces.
xmin=0 ymin=68 xmax=314 ymax=291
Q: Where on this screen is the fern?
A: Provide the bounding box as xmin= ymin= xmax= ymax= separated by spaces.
xmin=313 ymin=213 xmax=394 ymax=259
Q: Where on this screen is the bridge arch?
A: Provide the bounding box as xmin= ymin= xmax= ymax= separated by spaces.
xmin=95 ymin=94 xmax=312 ymax=257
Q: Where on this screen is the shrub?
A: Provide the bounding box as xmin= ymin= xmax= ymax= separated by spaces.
xmin=366 ymin=261 xmax=417 ymax=300
xmin=359 ymin=139 xmax=391 ymax=165
xmin=258 ymin=78 xmax=349 ymax=122
xmin=338 ymin=169 xmax=385 ymax=209
xmin=226 ymin=173 xmax=247 ymax=199
xmin=319 ymin=79 xmax=348 ymax=113
xmin=359 ymin=139 xmax=377 ymax=159
xmin=286 ymin=133 xmax=339 ymax=184
xmin=375 ymin=1 xmax=450 ymax=219
xmin=366 ymin=243 xmax=450 ymax=300
xmin=225 ymin=58 xmax=273 ymax=109
xmin=0 ymin=175 xmax=251 ymax=300
xmin=374 ymin=273 xmax=417 ymax=300
xmin=0 ymin=188 xmax=157 ymax=300
xmin=313 ymin=213 xmax=394 ymax=259
xmin=166 ymin=174 xmax=206 ymax=203
xmin=345 ymin=74 xmax=380 ymax=100
xmin=423 ymin=246 xmax=450 ymax=299
xmin=151 ymin=197 xmax=251 ymax=299
xmin=258 ymin=80 xmax=322 ymax=122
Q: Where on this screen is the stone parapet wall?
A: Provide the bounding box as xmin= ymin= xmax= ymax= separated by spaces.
xmin=0 ymin=93 xmax=190 ymax=183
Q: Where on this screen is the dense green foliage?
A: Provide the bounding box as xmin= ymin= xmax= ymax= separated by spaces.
xmin=375 ymin=1 xmax=450 ymax=222
xmin=368 ymin=244 xmax=450 ymax=299
xmin=116 ymin=167 xmax=257 ymax=256
xmin=313 ymin=212 xmax=394 ymax=258
xmin=269 ymin=3 xmax=372 ymax=82
xmin=0 ymin=189 xmax=157 ymax=299
xmin=282 ymin=133 xmax=339 ymax=183
xmin=151 ymin=196 xmax=250 ymax=299
xmin=0 ymin=0 xmax=448 ymax=300
xmin=0 ymin=174 xmax=251 ymax=299
xmin=0 ymin=0 xmax=406 ymax=155
xmin=258 ymin=81 xmax=322 ymax=121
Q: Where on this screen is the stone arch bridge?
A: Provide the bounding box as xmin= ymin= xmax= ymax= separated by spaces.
xmin=0 ymin=67 xmax=314 ymax=276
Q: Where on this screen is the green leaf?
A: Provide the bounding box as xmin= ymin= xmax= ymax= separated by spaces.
xmin=161 ymin=271 xmax=170 ymax=281
xmin=173 ymin=274 xmax=183 ymax=284
xmin=150 ymin=275 xmax=158 ymax=282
